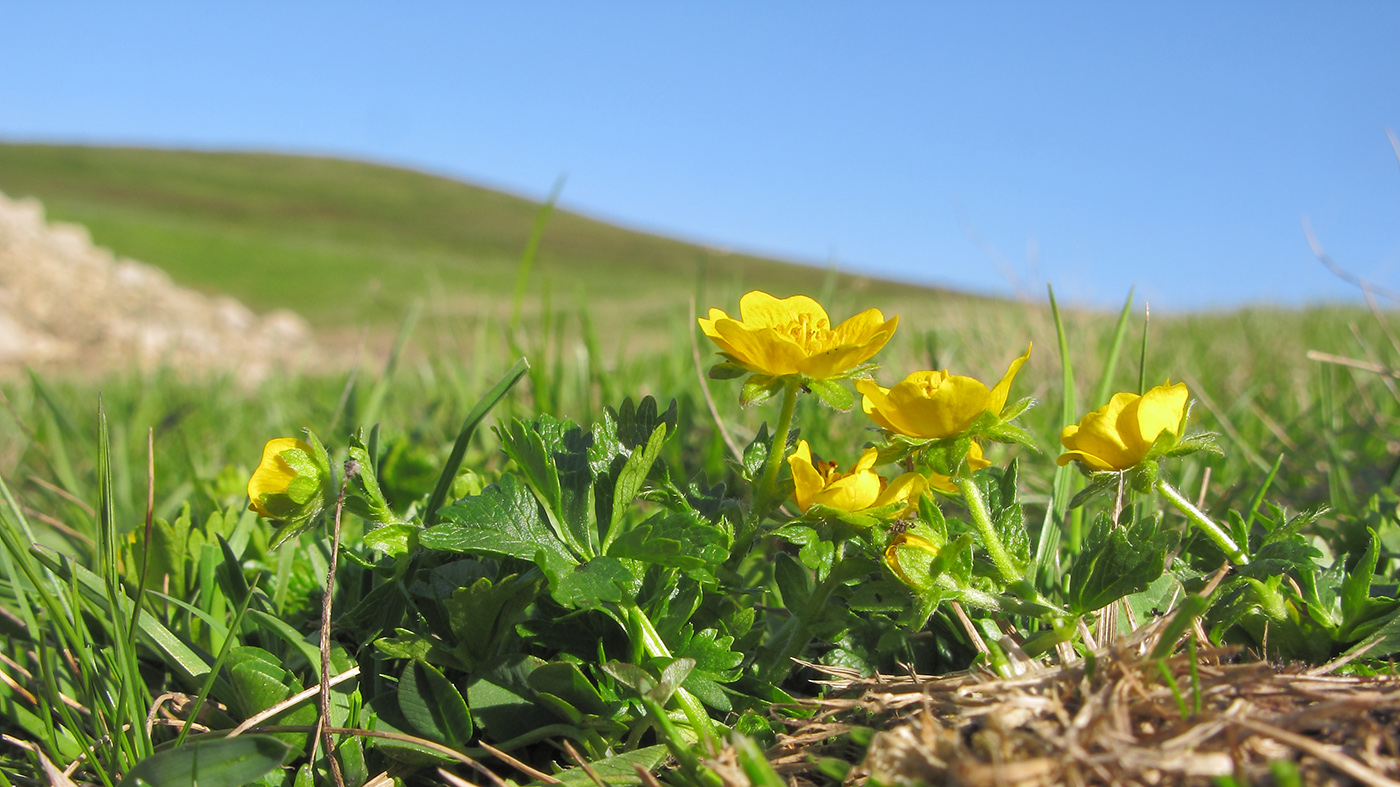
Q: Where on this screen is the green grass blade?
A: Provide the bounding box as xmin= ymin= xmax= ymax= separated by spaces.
xmin=361 ymin=300 xmax=422 ymax=429
xmin=1092 ymin=288 xmax=1136 ymax=408
xmin=423 ymin=358 xmax=530 ymax=527
xmin=510 ymin=176 xmax=566 ymax=335
xmin=1035 ymin=285 xmax=1079 ymax=577
xmin=1245 ymin=454 xmax=1285 ymax=529
xmin=29 ymin=545 xmax=212 ymax=686
xmin=97 ymin=400 xmax=153 ymax=760
xmin=1138 ymin=302 xmax=1151 ymax=395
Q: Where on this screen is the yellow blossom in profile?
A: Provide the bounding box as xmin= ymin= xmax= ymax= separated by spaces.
xmin=787 ymin=441 xmax=926 ymax=516
xmin=855 ymin=346 xmax=1032 ymax=439
xmin=698 ymin=291 xmax=897 ymax=379
xmin=1057 ymin=382 xmax=1189 ymax=472
xmin=248 ymin=438 xmax=309 ymax=517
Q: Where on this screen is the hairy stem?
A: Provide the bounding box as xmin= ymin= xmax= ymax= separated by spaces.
xmin=954 ymin=475 xmax=1022 ymax=585
xmin=733 ymin=378 xmax=800 ymax=560
xmin=1156 ymin=478 xmax=1250 ymax=566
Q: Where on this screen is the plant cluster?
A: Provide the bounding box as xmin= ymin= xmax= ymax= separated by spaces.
xmin=1 ymin=290 xmax=1398 ymax=787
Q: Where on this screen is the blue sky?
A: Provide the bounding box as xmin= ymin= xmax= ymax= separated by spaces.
xmin=3 ymin=2 xmax=1398 ymax=309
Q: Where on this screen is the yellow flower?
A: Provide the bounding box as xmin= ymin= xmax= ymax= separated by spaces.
xmin=926 ymin=442 xmax=992 ymax=493
xmin=787 ymin=441 xmax=926 ymax=516
xmin=1057 ymin=382 xmax=1189 ymax=471
xmin=698 ymin=290 xmax=897 ymax=379
xmin=884 ymin=531 xmax=942 ymax=591
xmin=856 ymin=346 xmax=1032 ymax=439
xmin=248 ymin=437 xmax=326 ymax=520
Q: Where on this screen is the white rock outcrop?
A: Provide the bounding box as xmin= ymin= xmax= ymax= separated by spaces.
xmin=0 ymin=190 xmax=314 ymax=382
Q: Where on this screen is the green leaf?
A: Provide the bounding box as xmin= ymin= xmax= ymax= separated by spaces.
xmin=373 ymin=628 xmax=470 ymax=672
xmin=1067 ymin=514 xmax=1178 ymax=614
xmin=546 ymin=555 xmax=636 ymax=609
xmin=741 ymin=423 xmax=772 ymax=482
xmin=807 ymin=378 xmax=854 ymax=411
xmin=496 ymin=417 xmax=597 ymax=558
xmin=528 ymin=662 xmax=611 ymax=717
xmin=398 ymin=660 xmax=474 ymax=745
xmin=552 ymin=745 xmax=670 ymax=787
xmin=363 ymin=523 xmax=419 ymax=558
xmin=607 ymin=510 xmax=729 ymax=571
xmin=740 ymin=376 xmax=784 ymax=407
xmin=774 ymin=551 xmax=812 ymax=607
xmin=708 ymin=362 xmax=748 ymax=380
xmin=605 ymin=422 xmax=668 ymax=548
xmin=673 ymin=627 xmax=743 ymax=712
xmin=444 ymin=573 xmax=544 ymax=667
xmin=1067 ymin=471 xmax=1120 ymax=510
xmin=117 ymin=736 xmax=292 ymax=787
xmin=423 ymin=474 xmax=578 ymax=576
xmin=466 ymin=654 xmax=553 ymax=740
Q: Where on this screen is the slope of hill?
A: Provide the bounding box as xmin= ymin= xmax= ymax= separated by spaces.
xmin=0 ymin=143 xmax=961 ymax=331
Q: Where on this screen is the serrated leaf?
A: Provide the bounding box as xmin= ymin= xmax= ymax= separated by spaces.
xmin=606 ymin=422 xmax=668 ymax=545
xmin=445 ymin=573 xmax=543 ymax=667
xmin=363 ymin=524 xmax=419 ymax=558
xmin=423 ymin=475 xmax=579 ymax=574
xmin=608 ymin=510 xmax=729 ymax=570
xmin=547 ymin=556 xmax=636 ymax=609
xmin=1067 ymin=514 xmax=1178 ymax=614
xmin=495 ymin=416 xmax=596 ymax=558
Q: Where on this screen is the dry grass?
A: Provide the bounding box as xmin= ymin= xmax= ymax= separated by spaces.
xmin=710 ymin=608 xmax=1400 ymax=787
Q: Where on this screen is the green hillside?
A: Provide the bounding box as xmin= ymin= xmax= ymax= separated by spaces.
xmin=0 ymin=143 xmax=961 ymax=330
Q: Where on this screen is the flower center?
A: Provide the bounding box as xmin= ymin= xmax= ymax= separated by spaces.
xmin=776 ymin=313 xmax=832 ymax=351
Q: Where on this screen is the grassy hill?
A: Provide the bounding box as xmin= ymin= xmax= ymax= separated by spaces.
xmin=0 ymin=143 xmax=965 ymax=332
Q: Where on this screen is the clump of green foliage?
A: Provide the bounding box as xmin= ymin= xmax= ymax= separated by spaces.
xmin=1 ymin=283 xmax=1398 ymax=787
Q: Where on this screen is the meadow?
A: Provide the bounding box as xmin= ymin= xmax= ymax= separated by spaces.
xmin=1 ymin=146 xmax=1398 ymax=786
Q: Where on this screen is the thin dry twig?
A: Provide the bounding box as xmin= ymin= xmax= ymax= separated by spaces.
xmin=689 ymin=297 xmax=744 ymax=462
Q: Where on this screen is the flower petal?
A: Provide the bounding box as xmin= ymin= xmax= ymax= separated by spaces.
xmin=1055 ymin=448 xmax=1119 ymax=471
xmin=713 ymin=319 xmax=804 ymax=376
xmin=873 ymin=472 xmax=927 ymax=510
xmin=797 ymin=323 xmax=897 ymax=379
xmin=812 ymin=471 xmax=884 ymax=512
xmin=1058 ymin=392 xmax=1141 ymax=470
xmin=986 ymin=344 xmax=1032 ymax=417
xmin=884 ymin=371 xmax=990 ymax=439
xmin=787 ymin=441 xmax=825 ymax=513
xmin=831 ymin=309 xmax=895 ymax=346
xmin=696 ymin=308 xmax=731 ymax=342
xmin=1132 ymin=381 xmax=1189 ymax=448
xmin=248 ymin=438 xmax=310 ymax=516
xmin=856 ymin=379 xmax=905 ymax=434
xmin=738 ymin=291 xmax=831 ymax=330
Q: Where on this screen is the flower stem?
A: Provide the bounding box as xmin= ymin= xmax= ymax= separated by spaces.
xmin=626 ymin=604 xmax=720 ymax=750
xmin=954 ymin=475 xmax=1022 ymax=586
xmin=1155 ymin=479 xmax=1250 ymax=566
xmin=734 ymin=377 xmax=800 ymax=559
